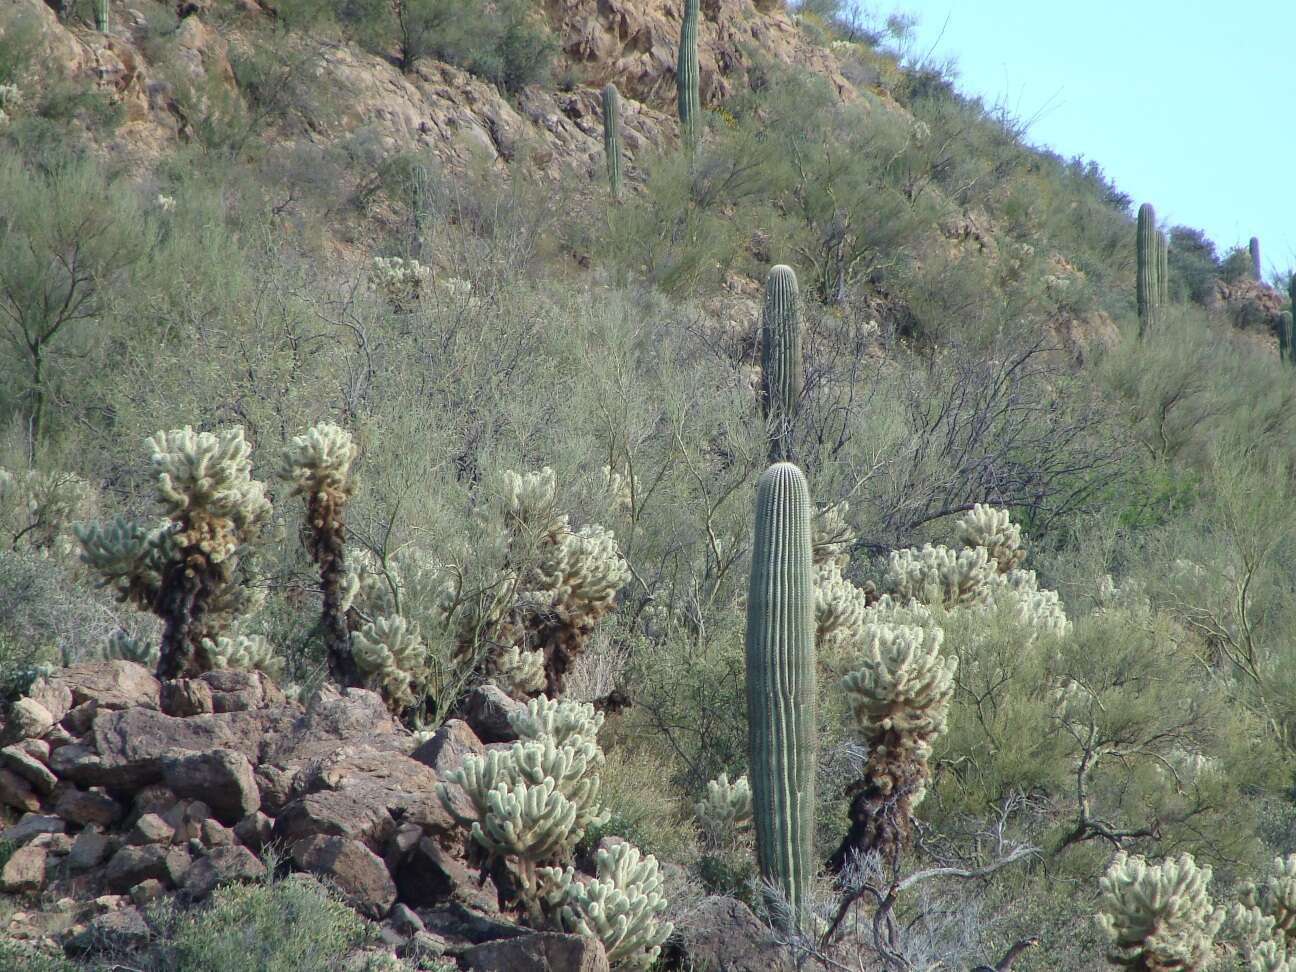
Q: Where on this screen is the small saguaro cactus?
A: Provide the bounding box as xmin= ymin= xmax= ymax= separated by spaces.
xmin=759 ymin=265 xmax=804 ymax=462
xmin=94 ymin=0 xmax=108 ymax=32
xmin=1157 ymin=230 xmax=1170 ymax=306
xmin=1136 ymin=203 xmax=1157 ymax=337
xmin=1279 ymin=311 xmax=1292 ymax=364
xmin=1251 ymin=236 xmax=1263 ymax=282
xmin=744 ymin=462 xmax=817 ymax=927
xmin=676 ymin=0 xmax=701 ymax=154
xmin=602 ymin=83 xmax=623 ymax=200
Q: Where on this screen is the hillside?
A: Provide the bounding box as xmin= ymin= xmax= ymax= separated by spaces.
xmin=1 ymin=1 xmax=1296 ymax=970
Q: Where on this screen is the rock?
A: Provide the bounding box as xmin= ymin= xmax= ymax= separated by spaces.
xmin=673 ymin=896 xmax=795 ymax=972
xmin=181 ymin=845 xmax=266 ymax=900
xmin=290 ymin=744 xmax=440 ymax=799
xmin=67 ymin=828 xmax=112 ymax=872
xmin=8 ymin=698 xmax=54 ymax=739
xmin=290 ymin=835 xmax=397 ymax=919
xmin=418 ymin=904 xmax=529 ymax=947
xmin=39 ymin=661 xmax=161 ymax=712
xmin=1 ymin=812 xmax=64 ymax=846
xmin=384 ymin=822 xmax=423 ymax=871
xmin=31 ymin=831 xmax=72 ymax=854
xmin=104 ymin=845 xmax=171 ymax=891
xmin=462 ymin=931 xmax=610 ymax=972
xmin=199 ymin=669 xmax=284 ymax=712
xmin=200 ymin=818 xmax=235 ymax=847
xmin=48 ymin=744 xmax=106 ymax=787
xmin=260 ymin=688 xmax=407 ymax=768
xmin=389 ymin=902 xmax=425 ymax=937
xmin=160 ymin=679 xmax=214 ymax=717
xmin=395 ymin=836 xmax=495 ymax=912
xmin=161 ymin=748 xmax=260 ymax=823
xmin=164 ymin=846 xmax=192 ymax=886
xmin=24 ymin=677 xmax=73 ymax=724
xmin=458 ymin=685 xmax=525 ymax=743
xmin=412 ymin=718 xmax=484 ymax=775
xmin=401 ymin=931 xmax=453 ymax=962
xmin=63 ymin=905 xmax=151 ymax=955
xmin=254 ymin=764 xmax=296 ymax=815
xmin=0 ymin=768 xmax=42 ymax=812
xmin=62 ymin=700 xmax=99 ymax=736
xmin=44 ymin=725 xmax=76 ymax=749
xmin=130 ymin=878 xmax=167 ymax=906
xmin=1 ymin=844 xmax=48 ymax=894
xmin=127 ymin=813 xmax=175 ymax=846
xmin=0 ymin=744 xmax=58 ymax=794
xmin=233 ymin=811 xmax=273 ymax=851
xmin=274 ymin=789 xmax=397 ymax=852
xmin=131 ymin=783 xmax=179 ymax=821
xmin=54 ymin=787 xmax=122 ymax=827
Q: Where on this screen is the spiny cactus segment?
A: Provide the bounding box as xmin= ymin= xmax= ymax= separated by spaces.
xmin=676 ymin=0 xmax=701 ymax=154
xmin=1251 ymin=236 xmax=1263 ymax=282
xmin=1097 ymin=852 xmax=1222 ymax=972
xmin=603 ymin=83 xmax=623 ymax=200
xmin=1136 ymin=203 xmax=1158 ymax=337
xmin=759 ymin=265 xmax=803 ymax=462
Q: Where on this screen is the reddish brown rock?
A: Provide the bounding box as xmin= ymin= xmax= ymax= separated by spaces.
xmin=273 ymin=789 xmax=397 ymax=852
xmin=1 ymin=844 xmax=48 ymax=894
xmin=462 ymin=931 xmax=610 ymax=972
xmin=8 ymin=698 xmax=54 ymax=739
xmin=232 ymin=811 xmax=273 ymax=852
xmin=161 ymin=748 xmax=260 ymax=824
xmin=54 ymin=787 xmax=122 ymax=828
xmin=160 ymin=679 xmax=214 ymax=717
xmin=0 ymin=768 xmax=42 ymax=813
xmin=290 ymin=835 xmax=397 ymax=919
xmin=104 ymin=845 xmax=171 ymax=891
xmin=412 ymin=719 xmax=483 ymax=775
xmin=0 ymin=744 xmax=58 ymax=795
xmin=39 ymin=661 xmax=161 ymax=712
xmin=126 ymin=813 xmax=175 ymax=846
xmin=180 ymin=845 xmax=265 ymax=900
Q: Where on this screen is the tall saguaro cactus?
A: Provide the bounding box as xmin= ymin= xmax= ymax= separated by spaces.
xmin=760 ymin=265 xmax=804 ymax=462
xmin=1136 ymin=203 xmax=1157 ymax=337
xmin=1157 ymin=230 xmax=1170 ymax=306
xmin=94 ymin=0 xmax=109 ymax=32
xmin=1251 ymin=236 xmax=1263 ymax=282
xmin=602 ymin=83 xmax=623 ymax=200
xmin=744 ymin=462 xmax=817 ymax=927
xmin=676 ymin=0 xmax=701 ymax=154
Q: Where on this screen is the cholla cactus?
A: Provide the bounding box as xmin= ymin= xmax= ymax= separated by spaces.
xmin=882 ymin=543 xmax=996 ymax=608
xmin=76 ymin=427 xmax=270 ymax=679
xmin=0 ymin=467 xmax=94 ymax=556
xmin=985 ymin=569 xmax=1070 ymax=639
xmin=542 ymin=842 xmax=673 ymax=971
xmin=371 ymin=256 xmax=430 ymax=308
xmin=200 ymin=633 xmax=284 ymax=680
xmin=1097 ymin=852 xmax=1222 ymax=972
xmin=1240 ymin=856 xmax=1296 ymax=944
xmin=456 ymin=467 xmax=630 ymax=698
xmin=103 ymin=629 xmax=159 ymax=667
xmin=814 ymin=559 xmax=870 ymax=658
xmin=278 ymin=423 xmax=359 ymax=686
xmin=694 ymin=772 xmax=753 ymax=848
xmin=351 ymin=615 xmax=429 ymax=712
xmin=492 ymin=646 xmax=546 ymax=697
xmin=830 ymin=622 xmax=956 ymax=871
xmin=1226 ymin=902 xmax=1285 ymax=968
xmin=952 ymin=504 xmax=1025 ymax=574
xmin=156 ymin=194 xmax=176 ymax=213
xmin=438 ymin=694 xmax=609 ymax=920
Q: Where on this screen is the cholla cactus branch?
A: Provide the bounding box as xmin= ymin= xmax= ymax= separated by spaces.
xmin=883 ymin=543 xmax=996 ymax=608
xmin=200 ymin=633 xmax=284 ymax=680
xmin=278 ymin=423 xmax=359 ymax=687
xmin=694 ymin=772 xmax=753 ymax=848
xmin=953 ymin=504 xmax=1025 ymax=574
xmin=352 ymin=615 xmax=428 ymax=712
xmin=1240 ymin=855 xmax=1296 ymax=944
xmin=1097 ymin=852 xmax=1222 ymax=972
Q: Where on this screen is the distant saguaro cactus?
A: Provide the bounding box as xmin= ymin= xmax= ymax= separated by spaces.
xmin=759 ymin=265 xmax=803 ymax=462
xmin=1158 ymin=230 xmax=1170 ymax=306
xmin=1251 ymin=236 xmax=1263 ymax=282
xmin=744 ymin=462 xmax=817 ymax=927
xmin=676 ymin=0 xmax=701 ymax=154
xmin=94 ymin=0 xmax=108 ymax=32
xmin=602 ymin=83 xmax=623 ymax=200
xmin=1278 ymin=311 xmax=1291 ymax=364
xmin=1136 ymin=203 xmax=1157 ymax=337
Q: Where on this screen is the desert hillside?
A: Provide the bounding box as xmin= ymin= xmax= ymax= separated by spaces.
xmin=1 ymin=1 xmax=1294 ymax=970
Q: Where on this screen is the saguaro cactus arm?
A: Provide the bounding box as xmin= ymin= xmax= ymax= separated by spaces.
xmin=759 ymin=265 xmax=803 ymax=462
xmin=602 ymin=83 xmax=623 ymax=200
xmin=676 ymin=0 xmax=701 ymax=153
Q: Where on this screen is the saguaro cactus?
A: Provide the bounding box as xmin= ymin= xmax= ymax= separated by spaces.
xmin=1158 ymin=230 xmax=1170 ymax=306
xmin=760 ymin=265 xmax=803 ymax=462
xmin=602 ymin=83 xmax=623 ymax=200
xmin=676 ymin=0 xmax=700 ymax=154
xmin=1251 ymin=236 xmax=1263 ymax=282
xmin=1136 ymin=203 xmax=1157 ymax=337
xmin=94 ymin=0 xmax=108 ymax=32
xmin=744 ymin=462 xmax=817 ymax=926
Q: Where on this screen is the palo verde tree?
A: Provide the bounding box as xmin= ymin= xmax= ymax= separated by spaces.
xmin=0 ymin=158 xmax=150 ymax=453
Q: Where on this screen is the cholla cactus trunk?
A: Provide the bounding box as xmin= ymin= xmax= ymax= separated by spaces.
xmin=1251 ymin=236 xmax=1263 ymax=282
xmin=1136 ymin=203 xmax=1157 ymax=337
xmin=602 ymin=83 xmax=623 ymax=200
xmin=744 ymin=462 xmax=817 ymax=927
xmin=157 ymin=556 xmax=218 ymax=679
xmin=94 ymin=0 xmax=108 ymax=32
xmin=307 ymin=487 xmax=360 ymax=686
xmin=1157 ymin=231 xmax=1169 ymax=306
xmin=759 ymin=265 xmax=803 ymax=463
xmin=676 ymin=0 xmax=701 ymax=154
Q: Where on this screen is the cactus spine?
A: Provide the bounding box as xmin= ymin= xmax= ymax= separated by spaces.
xmin=94 ymin=0 xmax=108 ymax=31
xmin=744 ymin=462 xmax=817 ymax=927
xmin=602 ymin=83 xmax=623 ymax=201
xmin=1157 ymin=230 xmax=1169 ymax=306
xmin=760 ymin=265 xmax=803 ymax=462
xmin=1251 ymin=236 xmax=1263 ymax=282
xmin=676 ymin=0 xmax=700 ymax=154
xmin=1136 ymin=203 xmax=1157 ymax=337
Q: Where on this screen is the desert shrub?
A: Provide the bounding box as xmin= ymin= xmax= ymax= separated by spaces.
xmin=153 ymin=873 xmax=375 ymax=972
xmin=0 ymin=941 xmax=77 ymax=972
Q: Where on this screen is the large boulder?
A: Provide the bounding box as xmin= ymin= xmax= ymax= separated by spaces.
xmin=273 ymin=788 xmax=399 ymax=852
xmin=160 ymin=748 xmax=260 ymax=824
xmin=290 ymin=835 xmax=397 ymax=919
xmin=35 ymin=661 xmax=161 ymax=714
xmin=411 ymin=719 xmax=483 ymax=776
xmin=394 ymin=835 xmax=496 ymax=912
xmin=672 ymin=896 xmax=795 ymax=972
xmin=63 ymin=905 xmax=151 ymax=956
xmin=0 ymin=744 xmax=57 ymax=795
xmin=461 ymin=931 xmax=610 ymax=972
xmin=180 ymin=845 xmax=266 ymax=900
xmin=53 ymin=787 xmax=123 ymax=827
xmin=197 ymin=669 xmax=284 ymax=713
xmin=0 ymin=767 xmax=42 ymax=812
xmin=457 ymin=686 xmax=525 ymax=744
xmin=1 ymin=843 xmax=48 ymax=894
xmin=2 ymin=813 xmax=65 ymax=847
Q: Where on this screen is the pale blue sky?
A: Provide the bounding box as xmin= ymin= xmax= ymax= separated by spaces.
xmin=883 ymin=1 xmax=1294 ymax=281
